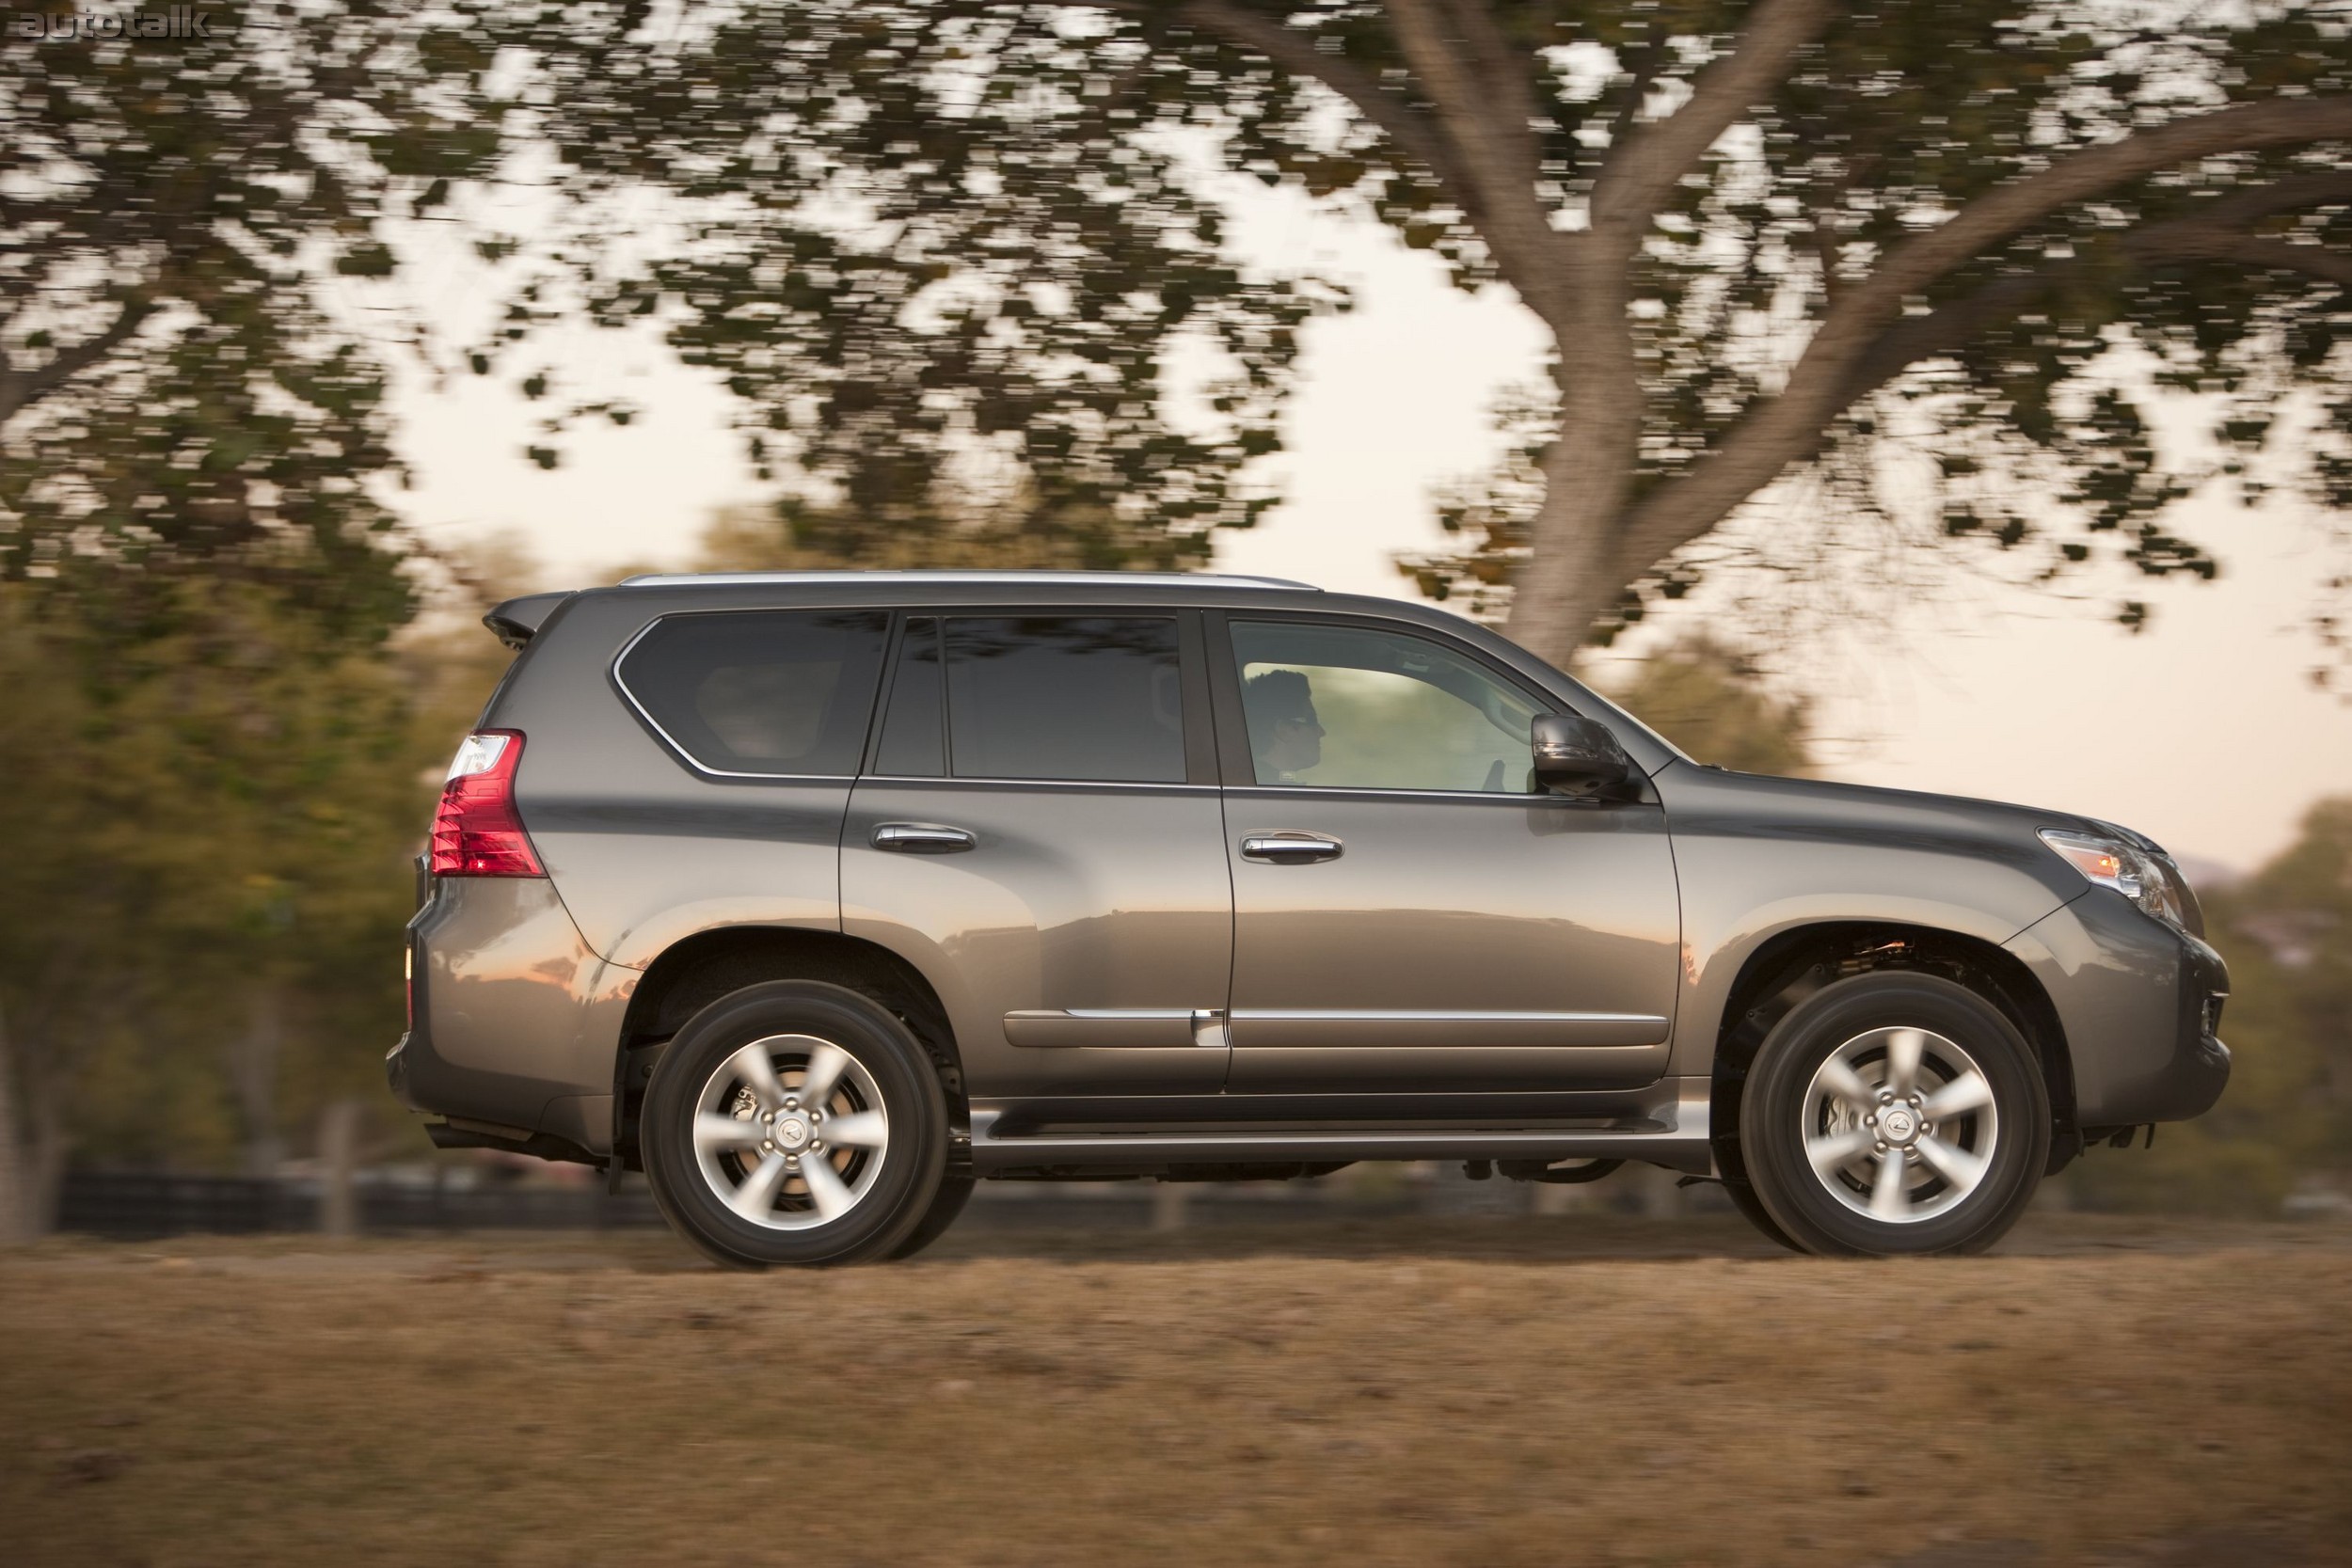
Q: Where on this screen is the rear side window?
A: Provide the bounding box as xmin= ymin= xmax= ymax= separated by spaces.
xmin=941 ymin=616 xmax=1185 ymax=784
xmin=619 ymin=610 xmax=888 ymax=776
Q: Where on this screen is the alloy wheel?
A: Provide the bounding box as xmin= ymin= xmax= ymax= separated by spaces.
xmin=1799 ymin=1025 xmax=1999 ymax=1225
xmin=690 ymin=1033 xmax=890 ymax=1230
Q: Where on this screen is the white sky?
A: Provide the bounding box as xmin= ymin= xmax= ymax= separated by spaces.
xmin=386 ymin=191 xmax=2352 ymax=876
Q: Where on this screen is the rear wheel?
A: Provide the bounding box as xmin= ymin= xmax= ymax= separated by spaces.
xmin=643 ymin=980 xmax=947 ymax=1268
xmin=1740 ymin=972 xmax=2048 ymax=1258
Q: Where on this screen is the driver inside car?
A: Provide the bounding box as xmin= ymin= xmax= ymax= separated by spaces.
xmin=1242 ymin=667 xmax=1325 ymax=784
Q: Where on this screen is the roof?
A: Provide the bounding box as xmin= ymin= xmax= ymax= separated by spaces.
xmin=616 ymin=569 xmax=1321 ymax=592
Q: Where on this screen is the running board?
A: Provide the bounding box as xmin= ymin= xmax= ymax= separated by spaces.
xmin=969 ymin=1078 xmax=1714 ymax=1177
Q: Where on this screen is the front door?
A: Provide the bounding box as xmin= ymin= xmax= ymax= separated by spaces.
xmin=842 ymin=610 xmax=1232 ymax=1098
xmin=1215 ymin=615 xmax=1681 ymax=1093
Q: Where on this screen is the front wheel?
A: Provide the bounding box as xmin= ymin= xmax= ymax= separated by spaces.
xmin=642 ymin=980 xmax=948 ymax=1268
xmin=1740 ymin=972 xmax=2049 ymax=1258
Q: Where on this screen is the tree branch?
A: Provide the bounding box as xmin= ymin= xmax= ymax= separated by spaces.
xmin=1090 ymin=0 xmax=1470 ymax=204
xmin=0 ymin=297 xmax=151 ymax=426
xmin=1592 ymin=0 xmax=1834 ymax=245
xmin=1382 ymin=0 xmax=1571 ymax=321
xmin=1604 ymin=35 xmax=1662 ymax=166
xmin=1616 ymin=95 xmax=2352 ymax=567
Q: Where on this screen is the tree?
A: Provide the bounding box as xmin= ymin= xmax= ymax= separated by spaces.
xmin=1000 ymin=0 xmax=2352 ymax=667
xmin=0 ymin=1 xmax=502 ymax=631
xmin=1605 ymin=637 xmax=1817 ymax=776
xmin=0 ymin=573 xmax=484 ymax=1233
xmin=462 ymin=1 xmax=1328 ymax=572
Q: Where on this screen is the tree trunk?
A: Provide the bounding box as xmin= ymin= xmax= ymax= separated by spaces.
xmin=229 ymin=986 xmax=286 ymax=1178
xmin=1504 ymin=265 xmax=1650 ymax=670
xmin=0 ymin=995 xmax=30 ymax=1245
xmin=318 ymin=1098 xmax=362 ymax=1239
xmin=1504 ymin=449 xmax=1642 ymax=670
xmin=1151 ymin=1182 xmax=1191 ymax=1233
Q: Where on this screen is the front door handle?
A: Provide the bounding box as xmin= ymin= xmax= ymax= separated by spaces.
xmin=1241 ymin=832 xmax=1343 ymax=864
xmin=872 ymin=822 xmax=976 ymax=853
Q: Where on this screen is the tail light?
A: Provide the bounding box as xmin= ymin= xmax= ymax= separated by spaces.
xmin=429 ymin=730 xmax=545 ymax=877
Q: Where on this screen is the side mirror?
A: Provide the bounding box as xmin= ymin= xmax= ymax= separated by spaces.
xmin=1531 ymin=713 xmax=1636 ymax=799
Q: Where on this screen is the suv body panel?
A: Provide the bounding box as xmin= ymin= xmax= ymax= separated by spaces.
xmin=2004 ymin=891 xmax=2233 ymax=1127
xmin=1654 ymin=763 xmax=2090 ymax=1077
xmin=394 ymin=877 xmax=633 ymax=1153
xmin=843 ymin=775 xmax=1236 ymax=1097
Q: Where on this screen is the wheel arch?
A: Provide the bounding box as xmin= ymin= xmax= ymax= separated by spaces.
xmin=612 ymin=926 xmax=965 ymax=1168
xmin=1706 ymin=921 xmax=2076 ymax=1185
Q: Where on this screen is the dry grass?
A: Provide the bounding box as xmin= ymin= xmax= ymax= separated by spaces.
xmin=4 ymin=1212 xmax=2348 ymax=1568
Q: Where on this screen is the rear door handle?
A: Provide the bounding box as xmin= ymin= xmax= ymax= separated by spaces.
xmin=872 ymin=822 xmax=976 ymax=853
xmin=1241 ymin=832 xmax=1343 ymax=863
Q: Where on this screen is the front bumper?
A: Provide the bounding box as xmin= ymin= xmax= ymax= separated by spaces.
xmin=2005 ymin=889 xmax=2231 ymax=1128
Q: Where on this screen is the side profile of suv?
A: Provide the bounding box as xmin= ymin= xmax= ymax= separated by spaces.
xmin=389 ymin=571 xmax=2230 ymax=1264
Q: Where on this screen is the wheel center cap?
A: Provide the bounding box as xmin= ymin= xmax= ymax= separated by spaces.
xmin=772 ymin=1115 xmax=812 ymax=1151
xmin=1881 ymin=1105 xmax=1919 ymax=1144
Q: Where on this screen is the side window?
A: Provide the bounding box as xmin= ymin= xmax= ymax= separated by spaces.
xmin=618 ymin=609 xmax=888 ymax=775
xmin=944 ymin=616 xmax=1186 ymax=784
xmin=1230 ymin=620 xmax=1548 ymax=793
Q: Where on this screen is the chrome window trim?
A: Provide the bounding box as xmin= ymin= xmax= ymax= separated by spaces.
xmin=859 ymin=774 xmax=1220 ymax=793
xmin=1221 ymin=783 xmax=1580 ymax=804
xmin=621 ymin=569 xmax=1318 ymax=591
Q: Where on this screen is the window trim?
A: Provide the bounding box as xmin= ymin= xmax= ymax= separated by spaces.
xmin=1205 ymin=609 xmax=1576 ymax=796
xmin=610 ymin=606 xmax=891 ymax=783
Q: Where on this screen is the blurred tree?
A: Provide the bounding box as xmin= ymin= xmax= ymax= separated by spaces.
xmin=949 ymin=0 xmax=2352 ymax=668
xmin=694 ymin=500 xmax=1107 ymax=572
xmin=1605 ymin=638 xmax=1817 ymax=776
xmin=0 ymin=567 xmax=508 ymax=1234
xmin=472 ymin=1 xmax=1331 ymax=571
xmin=2071 ymin=798 xmax=2350 ymax=1213
xmin=0 ymin=2 xmax=502 ymax=631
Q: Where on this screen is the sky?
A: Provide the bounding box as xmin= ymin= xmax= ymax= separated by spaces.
xmin=386 ymin=191 xmax=2352 ymax=878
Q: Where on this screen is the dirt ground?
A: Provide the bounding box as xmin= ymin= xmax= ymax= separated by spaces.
xmin=4 ymin=1211 xmax=2349 ymax=1568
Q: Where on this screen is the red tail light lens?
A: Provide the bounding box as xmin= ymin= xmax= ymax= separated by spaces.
xmin=429 ymin=730 xmax=545 ymax=877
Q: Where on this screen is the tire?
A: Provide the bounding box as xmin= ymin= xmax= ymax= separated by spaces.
xmin=1740 ymin=972 xmax=2049 ymax=1258
xmin=1722 ymin=1176 xmax=1804 ymax=1254
xmin=642 ymin=980 xmax=948 ymax=1268
xmin=887 ymin=1172 xmax=977 ymax=1260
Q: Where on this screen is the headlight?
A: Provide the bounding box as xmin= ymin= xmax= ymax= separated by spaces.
xmin=2039 ymin=827 xmax=2188 ymax=930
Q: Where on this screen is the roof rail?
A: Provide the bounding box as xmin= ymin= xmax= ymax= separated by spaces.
xmin=616 ymin=569 xmax=1321 ymax=591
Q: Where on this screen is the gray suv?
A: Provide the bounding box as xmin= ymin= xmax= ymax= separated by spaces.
xmin=389 ymin=571 xmax=2230 ymax=1263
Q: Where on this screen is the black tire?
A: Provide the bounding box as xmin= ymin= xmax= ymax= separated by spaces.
xmin=887 ymin=1172 xmax=977 ymax=1260
xmin=642 ymin=980 xmax=947 ymax=1268
xmin=1741 ymin=972 xmax=2049 ymax=1258
xmin=1722 ymin=1176 xmax=1804 ymax=1254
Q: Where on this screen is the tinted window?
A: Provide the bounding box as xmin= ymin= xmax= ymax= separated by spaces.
xmin=620 ymin=610 xmax=887 ymax=775
xmin=945 ymin=617 xmax=1185 ymax=784
xmin=874 ymin=617 xmax=946 ymax=776
xmin=1231 ymin=620 xmax=1547 ymax=793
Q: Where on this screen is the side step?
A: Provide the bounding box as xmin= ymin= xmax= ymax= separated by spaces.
xmin=969 ymin=1079 xmax=1714 ymax=1178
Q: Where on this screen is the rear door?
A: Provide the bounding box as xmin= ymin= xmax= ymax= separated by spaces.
xmin=1213 ymin=613 xmax=1681 ymax=1093
xmin=841 ymin=610 xmax=1233 ymax=1098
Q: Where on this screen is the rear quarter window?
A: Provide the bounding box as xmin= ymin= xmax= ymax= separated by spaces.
xmin=617 ymin=609 xmax=888 ymax=776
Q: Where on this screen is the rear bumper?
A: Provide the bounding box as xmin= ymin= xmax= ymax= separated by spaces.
xmin=387 ymin=877 xmax=637 ymax=1157
xmin=2005 ymin=890 xmax=2231 ymax=1128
